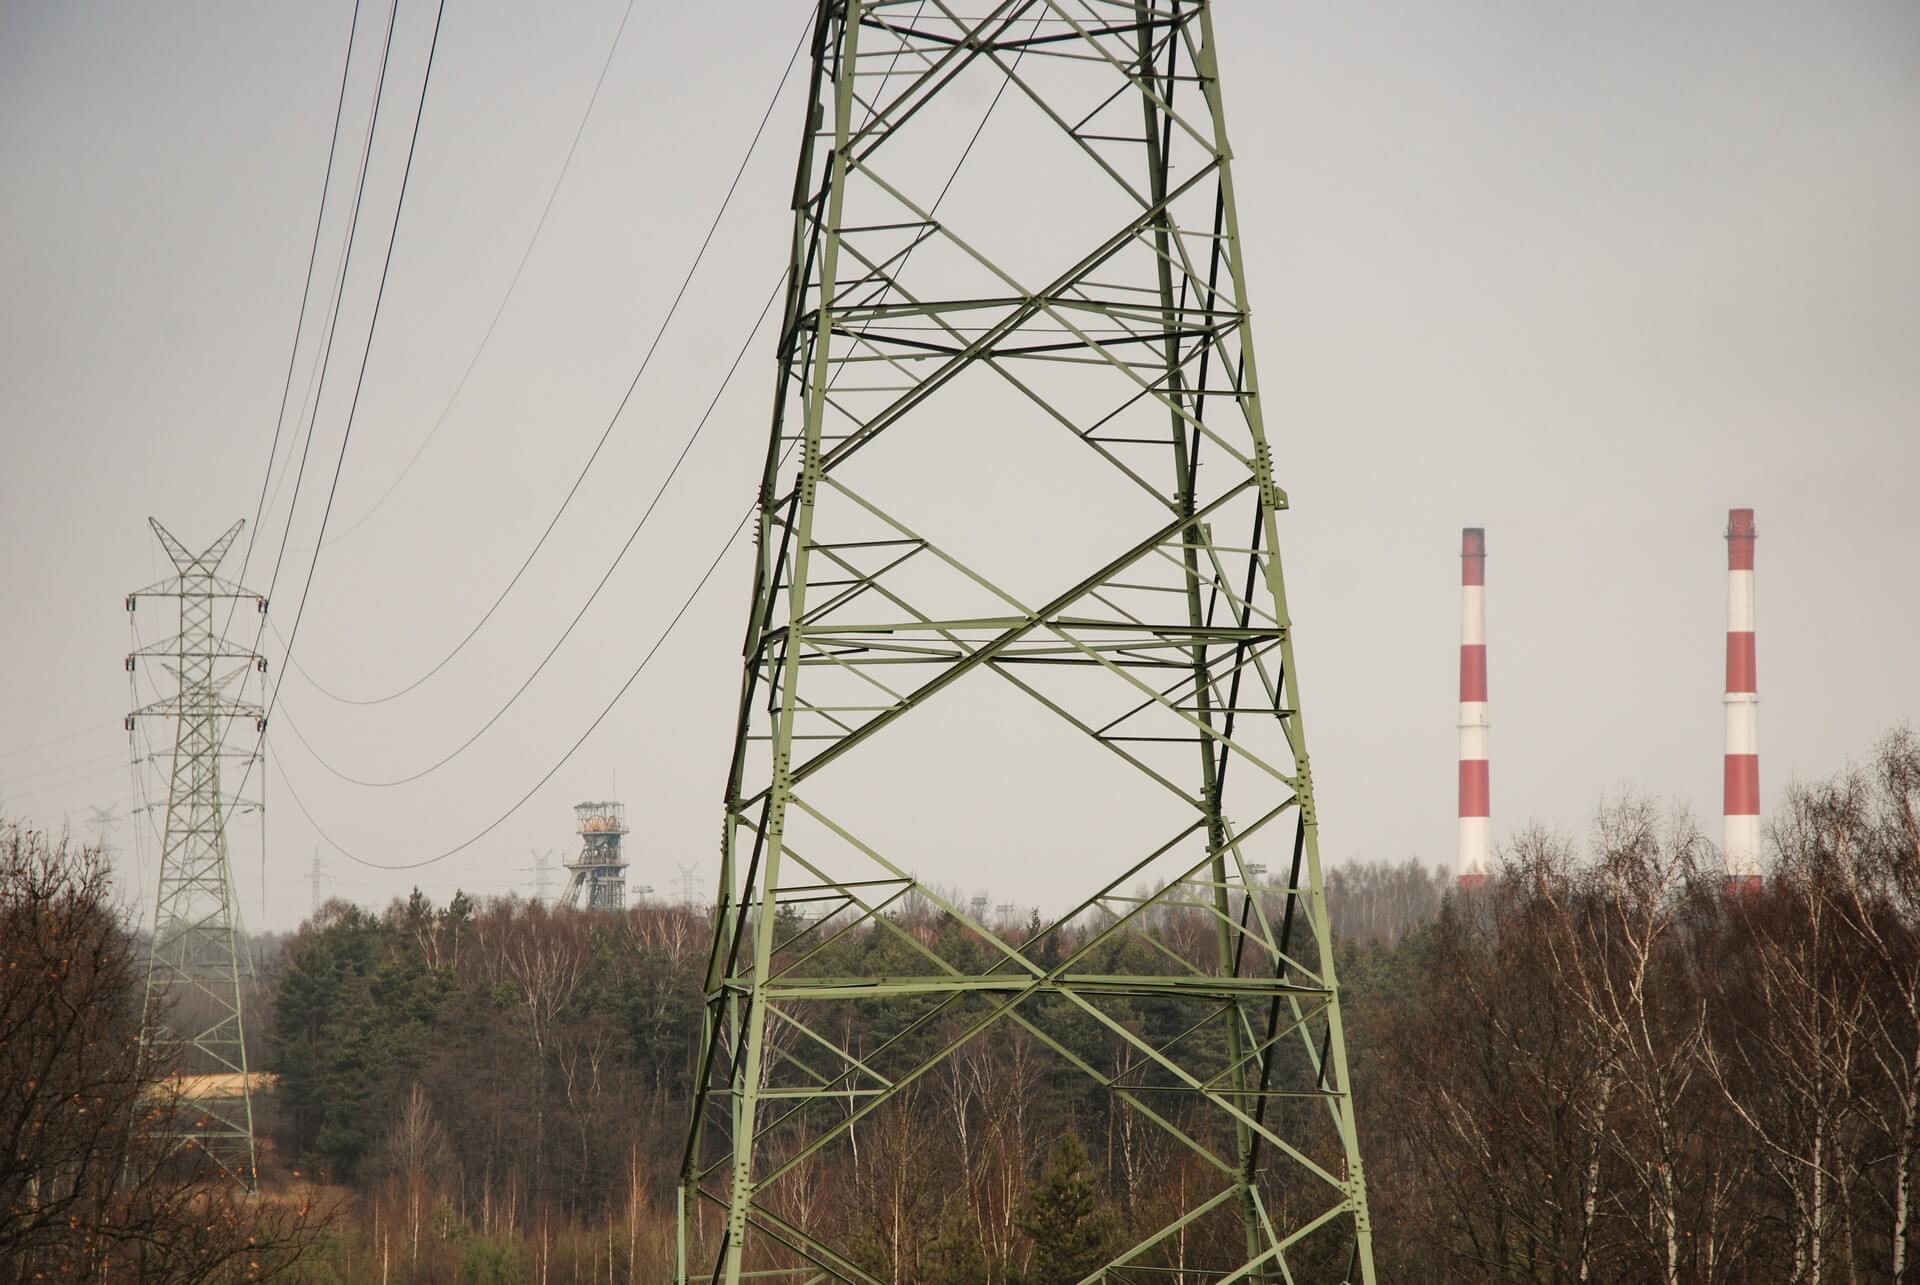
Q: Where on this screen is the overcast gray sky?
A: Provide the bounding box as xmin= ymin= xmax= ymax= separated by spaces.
xmin=3 ymin=2 xmax=1917 ymax=931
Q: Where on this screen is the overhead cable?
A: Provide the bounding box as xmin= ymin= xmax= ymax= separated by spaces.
xmin=267 ymin=509 xmax=745 ymax=870
xmin=209 ymin=0 xmax=405 ymax=767
xmin=226 ymin=0 xmax=448 ymax=810
xmin=225 ymin=0 xmax=368 ymax=633
xmin=284 ymin=16 xmax=810 ymax=707
xmin=273 ymin=6 xmax=1026 ymax=869
xmin=304 ymin=0 xmax=643 ymax=553
xmin=271 ymin=267 xmax=785 ymax=786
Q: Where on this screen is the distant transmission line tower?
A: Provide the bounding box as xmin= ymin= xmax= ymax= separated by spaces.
xmin=681 ymin=5 xmax=1375 ymax=1281
xmin=528 ymin=848 xmax=556 ymax=904
xmin=86 ymin=802 xmax=122 ymax=860
xmin=126 ymin=519 xmax=266 ymax=1191
xmin=310 ymin=847 xmax=328 ymax=916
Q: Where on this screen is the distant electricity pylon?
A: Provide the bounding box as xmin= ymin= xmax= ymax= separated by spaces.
xmin=528 ymin=848 xmax=556 ymax=904
xmin=125 ymin=519 xmax=265 ymax=1191
xmin=309 ymin=847 xmax=328 ymax=917
xmin=676 ymin=862 xmax=702 ymax=906
xmin=86 ymin=802 xmax=122 ymax=858
xmin=681 ymin=5 xmax=1375 ymax=1281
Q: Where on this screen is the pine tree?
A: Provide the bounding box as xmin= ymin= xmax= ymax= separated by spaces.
xmin=1013 ymin=1133 xmax=1118 ymax=1284
xmin=926 ymin=1200 xmax=991 ymax=1284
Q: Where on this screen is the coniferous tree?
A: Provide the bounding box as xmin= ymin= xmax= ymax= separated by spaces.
xmin=1013 ymin=1133 xmax=1118 ymax=1285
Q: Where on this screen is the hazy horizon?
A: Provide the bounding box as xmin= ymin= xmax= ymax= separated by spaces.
xmin=4 ymin=2 xmax=1917 ymax=930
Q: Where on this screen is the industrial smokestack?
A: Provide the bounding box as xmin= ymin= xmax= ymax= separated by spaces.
xmin=1724 ymin=508 xmax=1761 ymax=888
xmin=1458 ymin=528 xmax=1490 ymax=888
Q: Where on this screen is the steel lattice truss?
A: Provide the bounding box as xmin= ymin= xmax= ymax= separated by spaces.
xmin=683 ymin=3 xmax=1375 ymax=1280
xmin=128 ymin=519 xmax=263 ymax=1191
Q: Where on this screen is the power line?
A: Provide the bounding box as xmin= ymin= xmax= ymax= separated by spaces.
xmin=282 ymin=17 xmax=811 ymax=709
xmin=225 ymin=0 xmax=367 ymax=639
xmin=0 ymin=762 xmax=134 ymax=802
xmin=0 ymin=694 xmax=121 ymax=733
xmin=245 ymin=0 xmax=407 ymax=666
xmin=0 ymin=724 xmax=116 ymax=761
xmin=272 ymin=266 xmax=786 ymax=787
xmin=0 ymin=750 xmax=130 ymax=789
xmin=0 ymin=673 xmax=115 ymax=717
xmin=305 ymin=0 xmax=642 ymax=554
xmin=257 ymin=0 xmax=443 ymax=706
xmin=265 ymin=1 xmax=1017 ymax=871
xmin=208 ymin=0 xmax=405 ymax=775
xmin=228 ymin=0 xmax=447 ymax=808
xmin=266 ymin=507 xmax=746 ymax=871
xmin=258 ymin=207 xmax=359 ymax=566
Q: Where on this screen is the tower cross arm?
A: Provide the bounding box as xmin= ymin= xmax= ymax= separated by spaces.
xmin=127 ymin=575 xmax=264 ymax=604
xmin=128 ymin=694 xmax=266 ymax=722
xmin=127 ymin=636 xmax=267 ymax=664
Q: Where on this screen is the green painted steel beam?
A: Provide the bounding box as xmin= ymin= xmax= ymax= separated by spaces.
xmin=681 ymin=5 xmax=1377 ymax=1282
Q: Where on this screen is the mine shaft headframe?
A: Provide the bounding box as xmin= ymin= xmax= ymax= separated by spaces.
xmin=680 ymin=4 xmax=1376 ymax=1283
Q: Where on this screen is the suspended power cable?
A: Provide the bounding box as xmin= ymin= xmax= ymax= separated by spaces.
xmin=226 ymin=0 xmax=448 ymax=809
xmin=0 ymin=693 xmax=120 ymax=733
xmin=267 ymin=506 xmax=747 ymax=870
xmin=268 ymin=8 xmax=1023 ymax=870
xmin=252 ymin=0 xmax=407 ymax=641
xmin=270 ymin=12 xmax=928 ymax=778
xmin=0 ymin=724 xmax=116 ymax=761
xmin=0 ymin=673 xmax=116 ymax=717
xmin=271 ymin=267 xmax=785 ymax=785
xmin=305 ymin=0 xmax=642 ymax=553
xmin=208 ymin=0 xmax=404 ymax=771
xmin=285 ymin=17 xmax=810 ymax=708
xmin=0 ymin=751 xmax=129 ymax=789
xmin=224 ymin=0 xmax=367 ymax=638
xmin=1 ymin=762 xmax=134 ymax=803
xmin=256 ymin=197 xmax=364 ymax=565
xmin=261 ymin=0 xmax=449 ymax=696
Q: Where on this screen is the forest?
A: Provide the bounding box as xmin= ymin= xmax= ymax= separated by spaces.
xmin=6 ymin=728 xmax=1919 ymax=1282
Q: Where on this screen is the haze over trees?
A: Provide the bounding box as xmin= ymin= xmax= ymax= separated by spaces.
xmin=0 ymin=824 xmax=325 ymax=1283
xmin=6 ymin=729 xmax=1918 ymax=1280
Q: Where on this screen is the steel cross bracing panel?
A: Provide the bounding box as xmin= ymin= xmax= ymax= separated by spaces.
xmin=681 ymin=3 xmax=1375 ymax=1281
xmin=127 ymin=518 xmax=265 ymax=1192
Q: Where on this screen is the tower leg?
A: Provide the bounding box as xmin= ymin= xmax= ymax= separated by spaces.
xmin=680 ymin=6 xmax=1377 ymax=1278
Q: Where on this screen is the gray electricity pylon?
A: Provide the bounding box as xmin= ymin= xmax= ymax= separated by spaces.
xmin=87 ymin=802 xmax=122 ymax=858
xmin=681 ymin=5 xmax=1375 ymax=1280
xmin=126 ymin=518 xmax=265 ymax=1191
xmin=676 ymin=862 xmax=702 ymax=906
xmin=310 ymin=847 xmax=328 ymax=917
xmin=528 ymin=848 xmax=556 ymax=904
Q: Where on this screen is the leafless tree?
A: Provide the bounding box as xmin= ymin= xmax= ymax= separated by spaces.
xmin=384 ymin=1080 xmax=451 ymax=1273
xmin=0 ymin=821 xmax=327 ymax=1282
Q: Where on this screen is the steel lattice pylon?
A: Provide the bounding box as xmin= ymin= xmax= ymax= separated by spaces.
xmin=682 ymin=3 xmax=1375 ymax=1281
xmin=127 ymin=519 xmax=265 ymax=1191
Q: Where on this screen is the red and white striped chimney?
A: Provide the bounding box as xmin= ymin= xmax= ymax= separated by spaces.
xmin=1724 ymin=508 xmax=1761 ymax=887
xmin=1458 ymin=528 xmax=1490 ymax=888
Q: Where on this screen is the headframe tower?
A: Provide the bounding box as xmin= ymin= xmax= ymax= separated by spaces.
xmin=562 ymin=800 xmax=630 ymax=910
xmin=680 ymin=4 xmax=1376 ymax=1280
xmin=125 ymin=518 xmax=265 ymax=1190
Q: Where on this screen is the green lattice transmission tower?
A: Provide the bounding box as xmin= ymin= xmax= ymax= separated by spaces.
xmin=126 ymin=518 xmax=265 ymax=1190
xmin=682 ymin=3 xmax=1375 ymax=1280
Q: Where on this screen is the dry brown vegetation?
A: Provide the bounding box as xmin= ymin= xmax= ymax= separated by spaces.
xmin=0 ymin=824 xmax=329 ymax=1284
